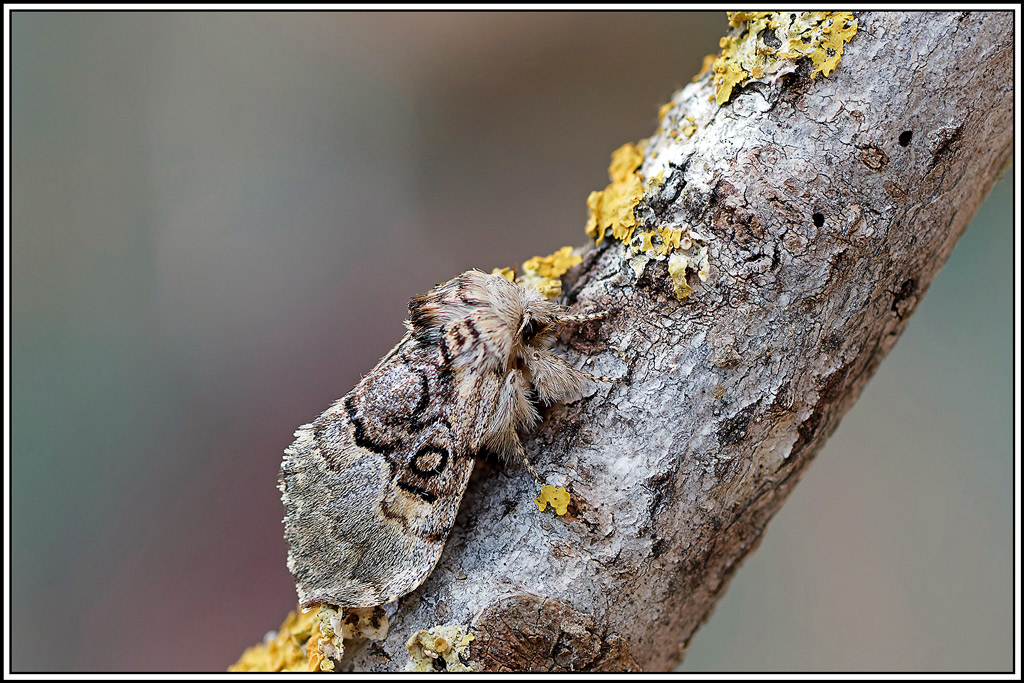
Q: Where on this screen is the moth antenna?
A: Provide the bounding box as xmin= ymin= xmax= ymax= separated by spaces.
xmin=510 ymin=437 xmax=543 ymax=488
xmin=542 ymin=351 xmax=625 ymax=384
xmin=558 ymin=309 xmax=611 ymax=324
xmin=368 ymin=331 xmax=413 ymax=375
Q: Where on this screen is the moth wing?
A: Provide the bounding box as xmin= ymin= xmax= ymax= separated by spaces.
xmin=279 ymin=350 xmax=473 ymax=609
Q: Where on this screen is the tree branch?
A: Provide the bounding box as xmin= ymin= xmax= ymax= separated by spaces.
xmin=233 ymin=11 xmax=1012 ymax=672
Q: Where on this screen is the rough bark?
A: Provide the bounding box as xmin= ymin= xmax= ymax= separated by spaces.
xmin=336 ymin=11 xmax=1012 ymax=672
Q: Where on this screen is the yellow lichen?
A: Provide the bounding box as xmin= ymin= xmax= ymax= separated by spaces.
xmin=657 ymin=227 xmax=683 ymax=255
xmin=406 ymin=624 xmax=477 ymax=672
xmin=492 ymin=266 xmax=516 ymax=282
xmin=492 ymin=247 xmax=581 ymax=300
xmin=521 ymin=245 xmax=582 ymax=280
xmin=727 ymin=10 xmax=767 ymax=27
xmin=535 ymin=485 xmax=570 ymax=516
xmin=230 ymin=604 xmax=389 ymax=672
xmin=667 ymin=252 xmax=692 ymax=300
xmin=712 ymin=11 xmax=858 ymax=105
xmin=230 ymin=606 xmax=319 ymax=672
xmin=637 ymin=230 xmax=657 ymax=254
xmin=530 ymin=278 xmax=562 ymax=300
xmin=811 ymin=12 xmax=858 ymax=77
xmin=584 ymin=142 xmax=645 ymax=247
xmin=515 ymin=245 xmax=582 ymax=300
xmin=581 ymin=22 xmax=766 ymax=299
xmin=307 ymin=614 xmax=335 ymax=673
xmin=693 ymin=53 xmax=718 ymax=82
xmin=581 ymin=136 xmax=711 ymax=300
xmin=713 ymin=35 xmax=750 ymax=105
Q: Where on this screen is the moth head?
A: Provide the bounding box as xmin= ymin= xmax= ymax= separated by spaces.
xmin=407 ymin=270 xmax=564 ymax=356
xmin=509 ymin=286 xmax=562 ymax=351
xmin=520 ymin=316 xmax=543 ymax=344
xmin=515 ymin=310 xmax=549 ymax=347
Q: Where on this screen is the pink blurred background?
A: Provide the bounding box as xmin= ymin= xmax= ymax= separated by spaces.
xmin=10 ymin=11 xmax=1013 ymax=672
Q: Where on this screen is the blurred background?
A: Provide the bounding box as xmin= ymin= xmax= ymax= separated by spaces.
xmin=9 ymin=11 xmax=1013 ymax=672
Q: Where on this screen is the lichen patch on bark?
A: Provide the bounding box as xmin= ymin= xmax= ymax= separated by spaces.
xmin=713 ymin=12 xmax=858 ymax=105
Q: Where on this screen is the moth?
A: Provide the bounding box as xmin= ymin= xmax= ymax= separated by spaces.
xmin=279 ymin=269 xmax=618 ymax=609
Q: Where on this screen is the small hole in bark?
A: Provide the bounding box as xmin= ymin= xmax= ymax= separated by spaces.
xmin=812 ymin=212 xmax=825 ymax=228
xmin=899 ymin=130 xmax=913 ymax=146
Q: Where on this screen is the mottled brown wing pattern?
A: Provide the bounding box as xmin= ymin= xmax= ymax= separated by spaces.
xmin=279 ymin=341 xmax=475 ymax=608
xmin=280 ymin=270 xmax=620 ymax=610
